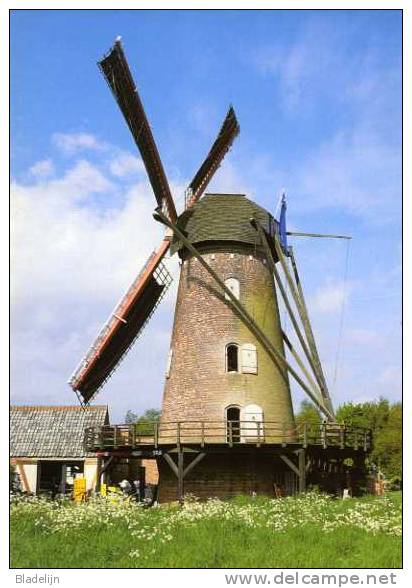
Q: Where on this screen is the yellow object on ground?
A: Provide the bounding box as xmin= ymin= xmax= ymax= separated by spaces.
xmin=73 ymin=477 xmax=87 ymax=502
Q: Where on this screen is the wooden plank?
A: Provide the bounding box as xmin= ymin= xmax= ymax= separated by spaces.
xmin=16 ymin=460 xmax=31 ymax=493
xmin=177 ymin=451 xmax=184 ymax=504
xmin=298 ymin=449 xmax=306 ymax=492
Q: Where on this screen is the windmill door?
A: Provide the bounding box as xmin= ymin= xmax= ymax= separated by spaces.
xmin=241 ymin=404 xmax=264 ymax=443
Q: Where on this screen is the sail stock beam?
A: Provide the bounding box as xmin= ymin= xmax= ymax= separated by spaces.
xmin=281 ymin=331 xmax=324 ymax=405
xmin=69 ymin=240 xmax=172 ymax=405
xmin=185 ymin=106 xmax=240 ymax=208
xmin=154 ymin=209 xmax=335 ymax=421
xmin=99 ymin=40 xmax=177 ymax=222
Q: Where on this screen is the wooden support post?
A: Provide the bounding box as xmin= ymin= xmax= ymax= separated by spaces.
xmin=16 ymin=460 xmax=31 ymax=493
xmin=60 ymin=464 xmax=67 ymax=494
xmin=177 ymin=451 xmax=184 ymax=504
xmin=298 ymin=449 xmax=306 ymax=493
xmin=113 ymin=427 xmax=118 ymax=449
xmin=340 ymin=425 xmax=345 ymax=449
xmin=257 ymin=421 xmax=261 ymax=447
xmin=99 ymin=455 xmax=114 ymax=489
xmin=177 ymin=422 xmax=181 ymax=451
xmin=228 ymin=420 xmax=233 ymax=447
xmin=280 ymin=454 xmax=300 ymax=476
xmin=321 ymin=423 xmax=327 ymax=449
xmin=282 ymin=422 xmax=287 ymax=447
xmin=303 ymin=422 xmax=308 ymax=448
xmin=154 ymin=422 xmax=159 ymax=448
xmin=131 ymin=424 xmax=136 ymax=447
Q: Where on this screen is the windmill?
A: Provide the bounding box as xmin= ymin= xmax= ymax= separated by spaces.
xmin=71 ymin=40 xmax=369 ymax=501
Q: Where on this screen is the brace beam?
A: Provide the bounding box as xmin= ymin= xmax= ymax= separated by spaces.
xmin=273 ymin=236 xmax=335 ymax=419
xmin=282 ymin=331 xmax=323 ymax=403
xmin=163 ymin=453 xmax=178 ymax=477
xmin=289 ymin=248 xmax=335 ymax=417
xmin=287 ymin=231 xmax=351 ymax=240
xmin=280 ymin=454 xmax=300 ymax=477
xmin=183 ymin=452 xmax=206 ymax=478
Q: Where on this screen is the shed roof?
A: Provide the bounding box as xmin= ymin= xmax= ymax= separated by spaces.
xmin=10 ymin=405 xmax=109 ymax=458
xmin=170 ymin=193 xmax=278 ymax=255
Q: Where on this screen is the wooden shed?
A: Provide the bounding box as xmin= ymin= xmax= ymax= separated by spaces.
xmin=10 ymin=405 xmax=109 ymax=494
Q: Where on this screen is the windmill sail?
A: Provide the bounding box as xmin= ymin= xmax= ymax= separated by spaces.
xmin=186 ymin=106 xmax=240 ymax=208
xmin=69 ymin=245 xmax=172 ymax=405
xmin=99 ymin=40 xmax=177 ymax=222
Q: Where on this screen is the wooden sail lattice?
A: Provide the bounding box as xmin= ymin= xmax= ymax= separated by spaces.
xmin=69 ymin=252 xmax=172 ymax=405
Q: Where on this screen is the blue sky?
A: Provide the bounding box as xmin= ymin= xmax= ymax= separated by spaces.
xmin=11 ymin=9 xmax=402 ymax=421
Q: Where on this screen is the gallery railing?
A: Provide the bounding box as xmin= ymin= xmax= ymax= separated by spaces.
xmin=84 ymin=421 xmax=372 ymax=452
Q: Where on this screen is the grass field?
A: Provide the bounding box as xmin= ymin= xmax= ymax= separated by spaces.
xmin=10 ymin=492 xmax=402 ymax=569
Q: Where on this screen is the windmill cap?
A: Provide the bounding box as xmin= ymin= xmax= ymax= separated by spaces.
xmin=170 ymin=193 xmax=278 ymax=256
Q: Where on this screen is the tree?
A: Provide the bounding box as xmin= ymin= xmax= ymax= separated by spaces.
xmin=125 ymin=410 xmax=138 ymax=424
xmin=124 ymin=408 xmax=162 ymax=435
xmin=295 ymin=400 xmax=322 ymax=427
xmin=336 ymin=398 xmax=402 ymax=480
xmin=372 ymin=402 xmax=402 ymax=480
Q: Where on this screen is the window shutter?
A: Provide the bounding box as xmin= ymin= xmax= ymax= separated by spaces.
xmin=224 ymin=278 xmax=240 ymax=300
xmin=241 ymin=344 xmax=257 ymax=374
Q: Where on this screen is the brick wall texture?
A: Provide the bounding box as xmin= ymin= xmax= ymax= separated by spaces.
xmin=161 ymin=247 xmax=295 ymax=432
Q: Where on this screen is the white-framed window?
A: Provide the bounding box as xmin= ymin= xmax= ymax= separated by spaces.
xmin=165 ymin=348 xmax=173 ymax=378
xmin=241 ymin=343 xmax=258 ymax=374
xmin=226 ymin=343 xmax=239 ymax=373
xmin=224 ymin=277 xmax=240 ymax=300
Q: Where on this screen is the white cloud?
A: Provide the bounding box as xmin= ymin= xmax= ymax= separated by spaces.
xmin=292 ymin=126 xmax=401 ymax=221
xmin=52 ymin=132 xmax=105 ymax=155
xmin=109 ymin=152 xmax=145 ymax=178
xmin=310 ymin=280 xmax=352 ymax=315
xmin=29 ymin=159 xmax=54 ymax=179
xmin=10 ymin=153 xmax=185 ymax=419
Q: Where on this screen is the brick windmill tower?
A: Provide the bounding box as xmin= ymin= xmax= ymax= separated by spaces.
xmin=70 ymin=40 xmax=366 ymax=502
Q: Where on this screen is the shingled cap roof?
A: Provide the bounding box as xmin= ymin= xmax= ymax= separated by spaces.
xmin=170 ymin=193 xmax=278 ymax=255
xmin=10 ymin=405 xmax=109 ymax=458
